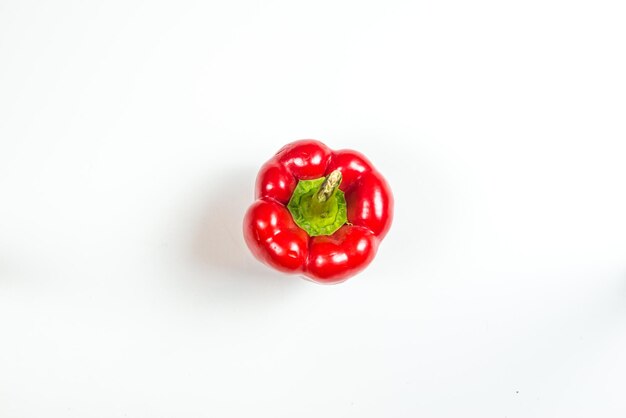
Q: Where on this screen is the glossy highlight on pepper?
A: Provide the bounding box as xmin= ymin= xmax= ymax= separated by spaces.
xmin=243 ymin=140 xmax=393 ymax=284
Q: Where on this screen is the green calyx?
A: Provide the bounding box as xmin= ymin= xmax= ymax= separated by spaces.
xmin=287 ymin=170 xmax=347 ymax=236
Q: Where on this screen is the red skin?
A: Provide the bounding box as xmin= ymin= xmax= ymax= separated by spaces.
xmin=243 ymin=140 xmax=393 ymax=284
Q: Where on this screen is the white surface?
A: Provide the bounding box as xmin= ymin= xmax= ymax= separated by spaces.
xmin=1 ymin=0 xmax=625 ymax=416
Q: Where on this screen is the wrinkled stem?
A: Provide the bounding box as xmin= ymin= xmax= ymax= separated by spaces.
xmin=315 ymin=170 xmax=342 ymax=202
xmin=311 ymin=170 xmax=342 ymax=214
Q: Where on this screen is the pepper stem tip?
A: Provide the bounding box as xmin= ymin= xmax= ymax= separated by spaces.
xmin=315 ymin=170 xmax=342 ymax=203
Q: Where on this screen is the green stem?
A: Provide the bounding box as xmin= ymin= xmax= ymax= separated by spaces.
xmin=287 ymin=170 xmax=347 ymax=236
xmin=311 ymin=170 xmax=342 ymax=215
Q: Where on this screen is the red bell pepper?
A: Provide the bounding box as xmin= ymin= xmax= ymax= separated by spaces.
xmin=243 ymin=140 xmax=393 ymax=284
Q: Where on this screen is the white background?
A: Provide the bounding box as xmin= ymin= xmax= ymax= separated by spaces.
xmin=1 ymin=0 xmax=625 ymax=416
